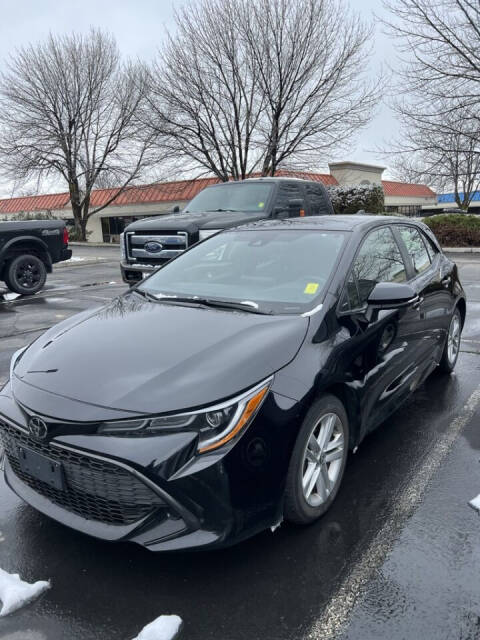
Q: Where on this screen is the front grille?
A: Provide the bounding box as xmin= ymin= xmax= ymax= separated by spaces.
xmin=0 ymin=420 xmax=164 ymax=526
xmin=127 ymin=231 xmax=189 ymax=262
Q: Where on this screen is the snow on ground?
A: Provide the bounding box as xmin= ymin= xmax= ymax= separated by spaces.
xmin=132 ymin=615 xmax=182 ymax=640
xmin=469 ymin=493 xmax=480 ymax=512
xmin=0 ymin=569 xmax=50 ymax=617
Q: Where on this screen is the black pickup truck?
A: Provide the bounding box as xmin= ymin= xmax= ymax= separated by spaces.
xmin=120 ymin=177 xmax=334 ymax=284
xmin=0 ymin=220 xmax=72 ymax=295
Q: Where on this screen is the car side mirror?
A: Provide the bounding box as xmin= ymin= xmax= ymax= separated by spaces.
xmin=172 ymin=205 xmax=180 ymax=213
xmin=367 ymin=282 xmax=418 ymax=309
xmin=273 ymin=206 xmax=288 ymax=219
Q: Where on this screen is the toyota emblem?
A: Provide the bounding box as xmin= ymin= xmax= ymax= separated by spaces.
xmin=28 ymin=416 xmax=48 ymax=440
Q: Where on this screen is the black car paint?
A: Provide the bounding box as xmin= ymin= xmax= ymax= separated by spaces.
xmin=0 ymin=216 xmax=465 ymax=551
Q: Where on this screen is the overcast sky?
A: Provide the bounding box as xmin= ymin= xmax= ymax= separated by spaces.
xmin=0 ymin=0 xmax=398 ymax=195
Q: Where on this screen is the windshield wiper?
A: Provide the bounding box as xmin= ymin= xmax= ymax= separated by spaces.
xmin=132 ymin=288 xmax=158 ymax=302
xmin=150 ymin=294 xmax=271 ymax=314
xmin=205 ymin=208 xmax=241 ymax=213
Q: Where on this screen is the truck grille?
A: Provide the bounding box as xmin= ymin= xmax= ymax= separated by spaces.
xmin=126 ymin=231 xmax=189 ymax=263
xmin=0 ymin=420 xmax=164 ymax=526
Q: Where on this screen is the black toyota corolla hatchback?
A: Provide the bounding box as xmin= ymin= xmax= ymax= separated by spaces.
xmin=0 ymin=216 xmax=466 ymax=551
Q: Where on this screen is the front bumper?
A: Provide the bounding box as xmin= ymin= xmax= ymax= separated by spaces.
xmin=0 ymin=390 xmax=299 ymax=551
xmin=120 ymin=261 xmax=157 ymax=285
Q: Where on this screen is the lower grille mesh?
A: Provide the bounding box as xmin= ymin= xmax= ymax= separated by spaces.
xmin=0 ymin=420 xmax=163 ymax=525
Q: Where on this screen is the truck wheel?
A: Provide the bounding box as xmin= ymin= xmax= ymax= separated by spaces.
xmin=5 ymin=254 xmax=47 ymax=295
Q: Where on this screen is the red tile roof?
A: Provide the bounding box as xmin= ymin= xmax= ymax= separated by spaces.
xmin=0 ymin=172 xmax=336 ymax=215
xmin=0 ymin=192 xmax=70 ymax=214
xmin=0 ymin=174 xmax=435 ymax=216
xmin=382 ymin=180 xmax=436 ymax=198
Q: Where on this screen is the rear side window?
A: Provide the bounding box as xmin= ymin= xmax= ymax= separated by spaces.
xmin=275 ymin=183 xmax=305 ymax=216
xmin=341 ymin=227 xmax=407 ymax=311
xmin=306 ymin=184 xmax=329 ymax=215
xmin=398 ymin=227 xmax=431 ymax=276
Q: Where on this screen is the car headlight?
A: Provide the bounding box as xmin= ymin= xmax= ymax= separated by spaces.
xmin=199 ymin=229 xmax=221 ymax=241
xmin=9 ymin=345 xmax=28 ymax=382
xmin=97 ymin=377 xmax=272 ymax=453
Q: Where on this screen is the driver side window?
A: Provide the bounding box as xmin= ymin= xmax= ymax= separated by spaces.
xmin=341 ymin=227 xmax=407 ymax=311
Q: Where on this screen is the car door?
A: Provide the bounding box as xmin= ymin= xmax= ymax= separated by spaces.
xmin=338 ymin=225 xmax=426 ymax=437
xmin=393 ymin=225 xmax=450 ymax=364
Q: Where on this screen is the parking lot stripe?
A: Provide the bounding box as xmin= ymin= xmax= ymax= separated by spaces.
xmin=308 ymin=383 xmax=480 ymax=640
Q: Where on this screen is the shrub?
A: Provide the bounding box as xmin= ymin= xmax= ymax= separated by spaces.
xmin=327 ymin=183 xmax=384 ymax=215
xmin=0 ymin=210 xmax=55 ymax=221
xmin=424 ymin=214 xmax=480 ymax=247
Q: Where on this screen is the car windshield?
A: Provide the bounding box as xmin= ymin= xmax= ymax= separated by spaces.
xmin=138 ymin=229 xmax=347 ymax=314
xmin=184 ymin=183 xmax=274 ymax=213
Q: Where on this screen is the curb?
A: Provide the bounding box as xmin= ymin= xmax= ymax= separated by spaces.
xmin=69 ymin=241 xmax=120 ymax=247
xmin=443 ymin=247 xmax=480 ymax=253
xmin=54 ymin=258 xmax=114 ymax=269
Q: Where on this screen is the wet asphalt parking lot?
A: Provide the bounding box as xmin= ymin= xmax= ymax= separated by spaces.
xmin=0 ymin=248 xmax=479 ymax=640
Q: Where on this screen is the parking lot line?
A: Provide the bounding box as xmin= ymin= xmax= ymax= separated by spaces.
xmin=309 ymin=383 xmax=480 ymax=640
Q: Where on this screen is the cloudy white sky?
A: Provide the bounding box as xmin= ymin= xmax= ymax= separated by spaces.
xmin=0 ymin=0 xmax=398 ymax=195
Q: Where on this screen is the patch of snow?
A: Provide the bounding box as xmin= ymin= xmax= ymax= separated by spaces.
xmin=132 ymin=615 xmax=182 ymax=640
xmin=469 ymin=494 xmax=480 ymax=513
xmin=64 ymin=256 xmax=88 ymax=263
xmin=0 ymin=569 xmax=50 ymax=617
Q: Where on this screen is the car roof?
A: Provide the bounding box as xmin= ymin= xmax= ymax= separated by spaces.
xmin=234 ymin=214 xmax=415 ymax=232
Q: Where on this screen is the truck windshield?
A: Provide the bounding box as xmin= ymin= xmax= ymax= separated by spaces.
xmin=184 ymin=183 xmax=274 ymax=213
xmin=138 ymin=229 xmax=347 ymax=315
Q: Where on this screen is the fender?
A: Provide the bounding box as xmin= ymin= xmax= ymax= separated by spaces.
xmin=0 ymin=235 xmax=51 ymax=267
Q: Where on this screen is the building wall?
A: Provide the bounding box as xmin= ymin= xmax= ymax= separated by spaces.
xmin=328 ymin=162 xmax=385 ymax=185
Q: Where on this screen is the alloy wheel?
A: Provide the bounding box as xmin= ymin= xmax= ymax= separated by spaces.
xmin=447 ymin=312 xmax=461 ymax=364
xmin=15 ymin=258 xmax=41 ymax=290
xmin=301 ymin=412 xmax=345 ymax=507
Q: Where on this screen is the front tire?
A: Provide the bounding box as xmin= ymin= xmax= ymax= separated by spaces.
xmin=284 ymin=394 xmax=349 ymax=525
xmin=4 ymin=254 xmax=47 ymax=295
xmin=438 ymin=307 xmax=462 ymax=373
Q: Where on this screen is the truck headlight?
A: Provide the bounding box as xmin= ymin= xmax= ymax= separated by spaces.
xmin=120 ymin=233 xmax=126 ymax=259
xmin=97 ymin=377 xmax=272 ymax=453
xmin=199 ymin=229 xmax=221 ymax=241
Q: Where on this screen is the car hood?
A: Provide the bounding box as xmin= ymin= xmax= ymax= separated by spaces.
xmin=13 ymin=294 xmax=309 ymax=420
xmin=125 ymin=210 xmax=268 ymax=233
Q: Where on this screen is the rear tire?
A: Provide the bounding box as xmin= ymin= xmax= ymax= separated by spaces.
xmin=438 ymin=307 xmax=462 ymax=373
xmin=284 ymin=394 xmax=349 ymax=525
xmin=4 ymin=254 xmax=47 ymax=295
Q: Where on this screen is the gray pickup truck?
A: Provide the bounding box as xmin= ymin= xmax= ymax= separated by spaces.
xmin=0 ymin=220 xmax=72 ymax=295
xmin=120 ymin=177 xmax=334 ymax=284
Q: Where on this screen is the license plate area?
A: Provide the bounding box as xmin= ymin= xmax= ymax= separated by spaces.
xmin=17 ymin=446 xmax=65 ymax=491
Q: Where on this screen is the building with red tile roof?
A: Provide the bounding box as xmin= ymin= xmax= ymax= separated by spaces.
xmin=0 ymin=163 xmax=436 ymax=243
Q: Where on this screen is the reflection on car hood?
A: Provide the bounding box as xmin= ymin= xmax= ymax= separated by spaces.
xmin=125 ymin=210 xmax=268 ymax=232
xmin=13 ymin=294 xmax=309 ymax=419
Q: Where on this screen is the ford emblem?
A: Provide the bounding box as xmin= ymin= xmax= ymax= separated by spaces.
xmin=144 ymin=241 xmax=163 ymax=253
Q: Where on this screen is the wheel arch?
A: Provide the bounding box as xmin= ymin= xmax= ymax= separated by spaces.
xmin=456 ymin=296 xmax=466 ymax=329
xmin=0 ymin=238 xmax=52 ymax=278
xmin=317 ymin=382 xmax=362 ymax=450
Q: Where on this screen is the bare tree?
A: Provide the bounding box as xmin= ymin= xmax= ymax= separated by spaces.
xmin=383 ymin=0 xmax=480 ymax=145
xmin=389 ymin=108 xmax=480 ymax=209
xmin=0 ymin=30 xmax=156 ymax=240
xmin=147 ymin=0 xmax=377 ymax=181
